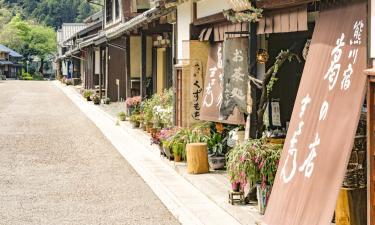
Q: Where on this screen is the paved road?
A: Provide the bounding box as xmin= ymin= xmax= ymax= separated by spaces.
xmin=0 ymin=81 xmax=179 ymax=225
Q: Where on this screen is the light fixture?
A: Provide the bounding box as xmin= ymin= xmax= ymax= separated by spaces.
xmin=256 ymin=49 xmax=269 ymax=64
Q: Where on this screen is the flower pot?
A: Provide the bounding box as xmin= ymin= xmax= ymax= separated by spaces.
xmin=159 ymin=145 xmax=166 ymax=156
xmin=86 ymin=96 xmax=91 ymax=101
xmin=256 ymin=184 xmax=272 ymax=215
xmin=119 ymin=116 xmax=126 ymax=121
xmin=164 ymin=146 xmax=174 ymax=160
xmin=174 ymin=154 xmax=182 ymax=162
xmin=232 ymin=182 xmax=241 ymax=192
xmin=131 ymin=121 xmax=140 ymax=128
xmin=208 ymin=155 xmax=226 ymax=170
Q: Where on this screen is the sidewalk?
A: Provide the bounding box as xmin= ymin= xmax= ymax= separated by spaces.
xmin=54 ymin=81 xmax=263 ymax=225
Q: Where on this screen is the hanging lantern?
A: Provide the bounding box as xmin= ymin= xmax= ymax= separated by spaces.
xmin=256 ymin=49 xmax=269 ymax=64
xmin=226 ymin=0 xmax=252 ymax=12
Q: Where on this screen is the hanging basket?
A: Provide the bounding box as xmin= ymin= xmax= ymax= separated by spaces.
xmin=226 ymin=0 xmax=252 ymax=12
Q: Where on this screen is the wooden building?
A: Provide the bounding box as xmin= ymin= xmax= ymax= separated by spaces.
xmin=0 ymin=44 xmax=23 ymax=79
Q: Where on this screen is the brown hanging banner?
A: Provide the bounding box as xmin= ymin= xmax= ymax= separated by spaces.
xmin=262 ymin=1 xmax=367 ymax=225
xmin=200 ymin=42 xmax=245 ymax=124
xmin=220 ymin=37 xmax=249 ymax=119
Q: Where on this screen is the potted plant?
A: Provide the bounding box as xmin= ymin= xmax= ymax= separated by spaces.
xmin=83 ymin=90 xmax=93 ymax=101
xmin=92 ymin=94 xmax=100 ymax=105
xmin=252 ymin=142 xmax=282 ymax=214
xmin=129 ymin=114 xmax=141 ymax=128
xmin=125 ymin=96 xmax=142 ymax=116
xmin=207 ymin=133 xmax=227 ymax=170
xmin=118 ymin=112 xmax=126 ymax=121
xmin=101 ymin=97 xmax=111 ymax=104
xmin=172 ymin=142 xmax=185 ymax=162
xmin=226 ymin=139 xmax=262 ymax=192
xmin=159 ymin=128 xmax=178 ymax=160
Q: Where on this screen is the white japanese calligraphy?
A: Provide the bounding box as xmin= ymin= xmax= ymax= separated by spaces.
xmin=231 ymin=67 xmax=245 ymax=82
xmin=324 ymin=33 xmax=345 ymax=90
xmin=319 ymin=101 xmax=329 ymax=121
xmin=232 ymin=49 xmax=244 ymax=62
xmin=341 ymin=63 xmax=353 ymax=91
xmin=350 ymin=20 xmax=364 ymax=45
xmin=299 ymin=133 xmax=320 ymax=178
xmin=281 ymin=94 xmax=311 ymax=184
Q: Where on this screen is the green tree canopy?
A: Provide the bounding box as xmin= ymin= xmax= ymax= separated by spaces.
xmin=2 ymin=0 xmax=99 ymax=29
xmin=0 ymin=14 xmax=56 ymax=73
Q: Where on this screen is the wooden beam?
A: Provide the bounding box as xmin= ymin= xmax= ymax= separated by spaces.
xmin=256 ymin=0 xmax=314 ymax=10
xmin=193 ymin=13 xmax=227 ymax=26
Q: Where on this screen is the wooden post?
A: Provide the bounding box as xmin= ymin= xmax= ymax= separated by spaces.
xmin=141 ymin=34 xmax=147 ymax=98
xmin=125 ymin=36 xmax=131 ymax=99
xmin=248 ymin=20 xmax=258 ymax=138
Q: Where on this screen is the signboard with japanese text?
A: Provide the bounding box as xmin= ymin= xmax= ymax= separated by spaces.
xmin=200 ymin=43 xmax=245 ymax=124
xmin=190 ymin=60 xmax=204 ymax=121
xmin=220 ymin=37 xmax=249 ymax=119
xmin=262 ymin=2 xmax=367 ymax=225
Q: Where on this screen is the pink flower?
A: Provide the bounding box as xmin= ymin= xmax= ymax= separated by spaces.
xmin=240 ymin=155 xmax=246 ymax=162
xmin=240 ymin=171 xmax=245 ymax=178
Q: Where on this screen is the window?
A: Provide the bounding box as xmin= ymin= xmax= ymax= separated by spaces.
xmin=106 ymin=0 xmax=113 ymax=24
xmin=115 ymin=0 xmax=120 ymax=19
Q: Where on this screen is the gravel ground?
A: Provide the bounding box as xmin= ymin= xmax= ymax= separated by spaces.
xmin=0 ymin=81 xmax=180 ymax=225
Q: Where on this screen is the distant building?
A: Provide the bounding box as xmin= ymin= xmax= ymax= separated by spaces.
xmin=0 ymin=44 xmax=23 ymax=79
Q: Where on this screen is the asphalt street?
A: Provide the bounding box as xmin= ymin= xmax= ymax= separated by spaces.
xmin=0 ymin=80 xmax=180 ymax=225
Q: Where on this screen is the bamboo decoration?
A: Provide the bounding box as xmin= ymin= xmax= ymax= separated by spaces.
xmin=186 ymin=143 xmax=209 ymax=174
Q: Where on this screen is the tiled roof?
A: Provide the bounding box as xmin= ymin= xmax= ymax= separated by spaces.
xmin=0 ymin=44 xmax=23 ymax=58
xmin=59 ymin=23 xmax=87 ymax=46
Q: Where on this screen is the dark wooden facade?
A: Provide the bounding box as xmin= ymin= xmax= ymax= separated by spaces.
xmin=107 ymin=36 xmax=127 ymax=101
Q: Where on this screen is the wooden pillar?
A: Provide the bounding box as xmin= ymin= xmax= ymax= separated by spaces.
xmin=152 ymin=47 xmax=157 ymax=94
xmin=248 ymin=21 xmax=258 ymax=138
xmin=125 ymin=36 xmax=131 ymax=99
xmin=141 ymin=33 xmax=147 ymax=98
xmin=366 ymin=68 xmax=375 ymax=225
xmin=99 ymin=48 xmax=103 ymax=99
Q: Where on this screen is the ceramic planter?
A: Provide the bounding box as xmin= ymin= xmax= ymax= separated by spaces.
xmin=231 ymin=182 xmax=241 ymax=192
xmin=208 ymin=155 xmax=226 ymax=170
xmin=131 ymin=121 xmax=140 ymax=128
xmin=256 ymin=184 xmax=271 ymax=215
xmin=163 ymin=146 xmax=174 ymax=160
xmin=174 ymin=154 xmax=182 ymax=162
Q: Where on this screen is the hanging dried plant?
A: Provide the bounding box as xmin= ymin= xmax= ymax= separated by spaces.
xmin=223 ymin=6 xmax=263 ymax=23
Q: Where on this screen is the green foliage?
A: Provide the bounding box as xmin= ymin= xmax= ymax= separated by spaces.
xmin=172 ymin=142 xmax=185 ymax=160
xmin=2 ymin=0 xmax=99 ymax=29
xmin=118 ymin=112 xmax=126 ymax=121
xmin=83 ymin=90 xmax=93 ymax=99
xmin=0 ymin=14 xmax=56 ymax=67
xmin=32 ymin=72 xmax=44 ymax=80
xmin=226 ymin=139 xmax=283 ymax=188
xmin=21 ymin=72 xmax=33 ymax=80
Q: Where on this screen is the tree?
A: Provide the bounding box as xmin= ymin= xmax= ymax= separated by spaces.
xmin=2 ymin=0 xmax=99 ymax=29
xmin=0 ymin=14 xmax=56 ymax=74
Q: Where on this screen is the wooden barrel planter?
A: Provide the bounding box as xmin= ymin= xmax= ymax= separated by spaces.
xmin=186 ymin=143 xmax=209 ymax=174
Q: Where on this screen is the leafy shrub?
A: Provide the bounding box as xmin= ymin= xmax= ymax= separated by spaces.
xmin=83 ymin=90 xmax=93 ymax=99
xmin=32 ymin=72 xmax=44 ymax=81
xmin=118 ymin=112 xmax=126 ymax=121
xmin=22 ymin=72 xmax=33 ymax=80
